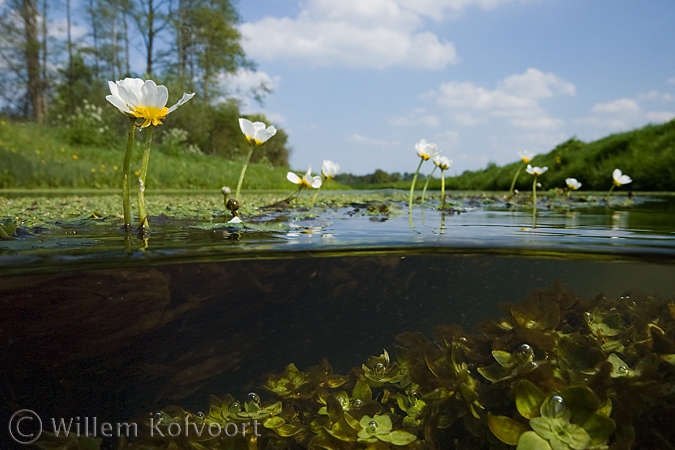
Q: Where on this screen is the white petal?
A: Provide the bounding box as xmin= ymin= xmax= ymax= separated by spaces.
xmin=105 ymin=94 xmax=132 ymax=115
xmin=286 ymin=172 xmax=301 ymax=184
xmin=108 ymin=80 xmax=120 ymax=97
xmin=255 ymin=126 xmax=276 ymax=144
xmin=311 ymin=176 xmax=323 ymax=189
xmin=140 ymin=80 xmax=162 ymax=108
xmin=166 ymin=92 xmax=195 ymax=114
xmin=239 ymin=118 xmax=256 ymax=138
xmin=228 ymin=216 xmax=243 ymax=224
xmin=117 ymin=83 xmax=140 ymax=108
xmin=252 ymin=121 xmax=267 ymax=133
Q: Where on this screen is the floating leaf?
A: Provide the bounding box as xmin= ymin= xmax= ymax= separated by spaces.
xmin=516 ymin=430 xmax=552 ymax=450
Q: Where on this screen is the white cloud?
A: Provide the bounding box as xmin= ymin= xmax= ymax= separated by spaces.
xmin=348 ymin=133 xmax=400 ymax=147
xmin=48 ymin=18 xmax=87 ymax=40
xmin=428 ymin=68 xmax=573 ymax=130
xmin=575 ymin=95 xmax=674 ymax=134
xmin=591 ymin=98 xmax=640 ymax=114
xmin=637 ymin=90 xmax=675 ymax=102
xmin=241 ymin=0 xmax=527 ymax=69
xmin=389 ymin=108 xmax=440 ymax=127
xmin=219 ymin=69 xmax=280 ymax=110
xmin=498 ymin=68 xmax=576 ymax=99
xmin=646 ymin=111 xmax=675 ymax=123
xmin=668 ymin=77 xmax=675 ymax=84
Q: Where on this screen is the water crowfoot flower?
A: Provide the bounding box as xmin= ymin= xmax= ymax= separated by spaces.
xmin=409 ymin=139 xmax=439 ymax=216
xmin=509 ymin=151 xmax=534 ymax=197
xmin=434 ymin=155 xmax=452 ymax=208
xmin=565 ymin=178 xmax=581 ymax=198
xmin=310 ymin=160 xmax=340 ymax=209
xmin=607 ymin=168 xmax=632 ymax=200
xmin=285 ymin=167 xmax=322 ymax=203
xmin=236 ymin=118 xmax=277 ymax=200
xmin=526 ymin=164 xmax=548 ymax=213
xmin=106 ymin=78 xmax=194 ymax=230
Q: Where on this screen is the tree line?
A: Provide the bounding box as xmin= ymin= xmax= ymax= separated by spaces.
xmin=0 ymin=0 xmax=290 ymax=166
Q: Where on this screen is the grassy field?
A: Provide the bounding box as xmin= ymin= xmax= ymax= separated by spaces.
xmin=0 ymin=120 xmax=343 ymax=191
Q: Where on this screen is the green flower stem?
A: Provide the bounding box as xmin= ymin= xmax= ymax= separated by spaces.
xmin=235 ymin=143 xmax=255 ymax=200
xmin=137 ymin=126 xmax=154 ymax=230
xmin=509 ymin=163 xmax=524 ymax=196
xmin=284 ymin=186 xmax=302 ymax=204
xmin=121 ymin=117 xmax=136 ymax=231
xmin=532 ymin=175 xmax=538 ymax=210
xmin=408 ymin=158 xmax=425 ymax=214
xmin=607 ymin=184 xmax=616 ymax=200
xmin=441 ymin=169 xmax=446 ymax=208
xmin=310 ymin=176 xmax=327 ymax=209
xmin=421 ymin=166 xmax=438 ymax=203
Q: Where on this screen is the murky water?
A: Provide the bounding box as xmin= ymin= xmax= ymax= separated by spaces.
xmin=1 ymin=193 xmax=675 ymax=449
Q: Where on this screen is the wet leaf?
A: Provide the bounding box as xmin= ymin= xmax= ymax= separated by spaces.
xmin=516 ymin=379 xmax=546 ymax=419
xmin=516 ymin=430 xmax=552 ymax=450
xmin=488 ymin=413 xmax=529 ymax=445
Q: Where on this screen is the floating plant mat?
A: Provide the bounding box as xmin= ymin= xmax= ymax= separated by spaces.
xmin=1 ymin=191 xmax=675 ymax=274
xmin=2 ymin=254 xmax=675 ymax=449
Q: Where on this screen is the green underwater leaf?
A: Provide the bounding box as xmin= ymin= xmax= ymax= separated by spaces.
xmin=488 ymin=413 xmax=530 ymax=445
xmin=516 ymin=379 xmax=546 ymax=419
xmin=516 ymin=430 xmax=552 ymax=450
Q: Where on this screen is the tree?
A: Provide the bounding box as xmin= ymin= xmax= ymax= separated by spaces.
xmin=172 ymin=0 xmax=251 ymax=103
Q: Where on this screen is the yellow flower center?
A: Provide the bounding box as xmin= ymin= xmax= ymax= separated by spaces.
xmin=132 ymin=104 xmax=169 ymax=128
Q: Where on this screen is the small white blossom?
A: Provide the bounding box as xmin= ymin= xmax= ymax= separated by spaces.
xmin=239 ymin=118 xmax=276 ymax=145
xmin=415 ymin=139 xmax=440 ymax=161
xmin=526 ymin=165 xmax=548 ymax=176
xmin=612 ymin=169 xmax=632 ymax=186
xmin=434 ymin=155 xmax=453 ymax=171
xmin=566 ymin=178 xmax=582 ymax=190
xmin=321 ymin=160 xmax=340 ymax=178
xmin=287 ymin=166 xmax=322 ymax=189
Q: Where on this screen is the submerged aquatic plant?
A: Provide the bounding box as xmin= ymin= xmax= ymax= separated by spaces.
xmin=106 ymin=78 xmax=194 ymax=230
xmin=311 ymin=159 xmax=340 ymax=209
xmin=34 ymin=282 xmax=675 ymax=450
xmin=236 ymin=118 xmax=277 ymax=200
xmin=509 ymin=150 xmax=534 ymax=196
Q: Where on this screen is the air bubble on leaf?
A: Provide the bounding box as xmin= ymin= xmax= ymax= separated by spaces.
xmin=366 ymin=420 xmax=378 ymax=435
xmin=181 ymin=25 xmax=191 ymax=35
xmin=153 ymin=412 xmax=162 ymax=421
xmin=584 ymin=312 xmax=593 ymax=324
xmin=338 ymin=396 xmax=349 ymax=409
xmin=196 ymin=412 xmax=204 ymax=419
xmin=459 ymin=337 xmax=468 ymax=343
xmin=228 ymin=401 xmax=242 ymax=414
xmin=544 ymin=395 xmax=566 ymax=419
xmin=247 ymin=392 xmax=262 ymax=409
xmin=409 ymin=389 xmax=419 ymax=400
xmin=374 ymin=362 xmax=386 ymax=380
xmin=516 ymin=344 xmax=534 ymax=362
xmin=618 ymin=365 xmax=628 ymax=374
xmin=351 ymin=399 xmax=363 ymax=409
xmin=525 ymin=361 xmax=538 ymax=371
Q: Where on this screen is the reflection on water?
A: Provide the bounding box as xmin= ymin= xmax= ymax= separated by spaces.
xmin=1 ymin=252 xmax=674 ymax=448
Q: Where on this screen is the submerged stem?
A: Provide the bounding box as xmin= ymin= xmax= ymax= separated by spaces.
xmin=235 ymin=143 xmax=255 ymax=200
xmin=137 ymin=126 xmax=154 ymax=230
xmin=421 ymin=165 xmax=437 ymax=203
xmin=122 ymin=118 xmax=136 ymax=231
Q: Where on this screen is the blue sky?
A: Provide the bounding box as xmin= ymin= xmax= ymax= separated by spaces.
xmin=230 ymin=0 xmax=675 ymax=175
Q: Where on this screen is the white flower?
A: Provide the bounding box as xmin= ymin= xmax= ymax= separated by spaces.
xmin=228 ymin=216 xmax=243 ymax=224
xmin=239 ymin=118 xmax=276 ymax=145
xmin=526 ymin=164 xmax=548 ymax=176
xmin=565 ymin=178 xmax=582 ymax=190
xmin=612 ymin=169 xmax=632 ymax=186
xmin=321 ymin=160 xmax=340 ymax=178
xmin=433 ymin=155 xmax=453 ymax=171
xmin=106 ymin=78 xmax=195 ymax=128
xmin=287 ymin=166 xmax=322 ymax=189
xmin=415 ymin=139 xmax=439 ymax=160
xmin=518 ymin=150 xmax=534 ymax=163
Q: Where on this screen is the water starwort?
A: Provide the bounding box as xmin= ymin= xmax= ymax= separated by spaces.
xmin=106 ymin=78 xmax=194 ymax=230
